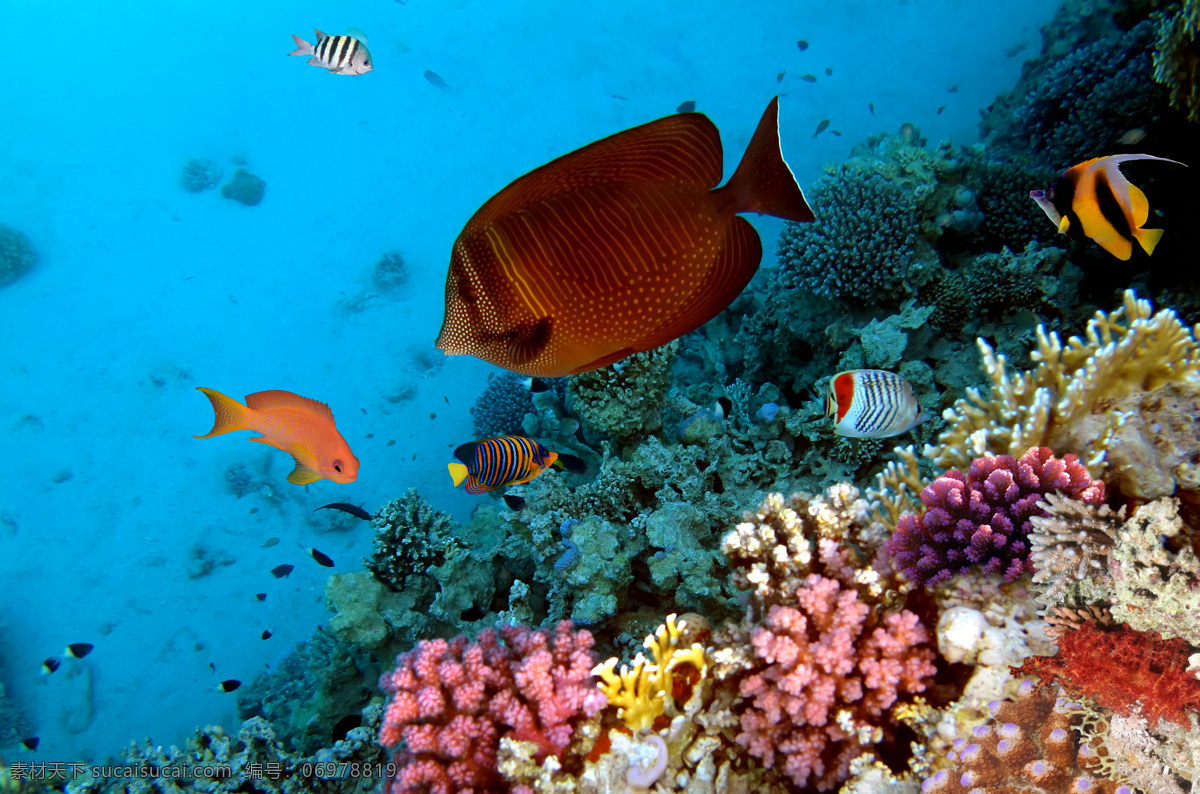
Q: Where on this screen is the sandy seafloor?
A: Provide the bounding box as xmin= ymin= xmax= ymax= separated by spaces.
xmin=0 ymin=0 xmax=1056 ymax=766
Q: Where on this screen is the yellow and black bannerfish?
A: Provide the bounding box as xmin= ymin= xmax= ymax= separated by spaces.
xmin=1029 ymin=153 xmax=1186 ymax=260
xmin=447 ymin=436 xmax=584 ymax=494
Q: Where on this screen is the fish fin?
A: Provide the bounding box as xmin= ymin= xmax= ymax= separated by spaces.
xmin=245 ymin=391 xmax=336 ymax=424
xmin=554 ymin=453 xmax=587 ymax=474
xmin=194 ymin=387 xmax=252 ymax=438
xmin=1057 ymin=216 xmax=1071 ymax=234
xmin=314 ymin=29 xmax=328 ymax=42
xmin=502 ymin=494 xmax=526 ymax=511
xmin=287 ymin=464 xmax=321 ymax=485
xmin=464 ymin=477 xmax=493 ymax=494
xmin=634 ymin=215 xmax=762 ymax=352
xmin=569 ymin=348 xmax=637 ymax=374
xmin=1135 ymin=225 xmax=1165 ymax=255
xmin=507 ymin=317 xmax=553 ymax=367
xmin=720 ymin=97 xmax=814 ymax=222
xmin=448 ymin=462 xmax=470 ymax=487
xmin=288 ymin=35 xmax=311 ymax=57
xmin=453 ymin=441 xmax=479 ymax=464
xmin=470 ymin=114 xmax=723 ymax=226
xmin=345 ymin=27 xmax=368 ymax=44
xmin=307 ymin=57 xmax=322 ymax=66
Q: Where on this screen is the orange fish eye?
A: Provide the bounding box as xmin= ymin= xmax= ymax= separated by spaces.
xmin=333 ymin=461 xmax=343 ymax=473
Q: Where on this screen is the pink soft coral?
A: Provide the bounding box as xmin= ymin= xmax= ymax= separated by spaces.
xmin=736 ymin=573 xmax=937 ymax=791
xmin=379 ymin=621 xmax=606 ymax=794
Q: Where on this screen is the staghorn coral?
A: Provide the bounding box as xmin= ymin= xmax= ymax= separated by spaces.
xmin=920 ymin=679 xmax=1135 ymax=794
xmin=471 ymin=372 xmax=535 ymax=439
xmin=567 ymin=341 xmax=678 ymax=443
xmin=0 ymin=224 xmax=36 ymax=288
xmin=1027 ymin=493 xmax=1122 ymax=610
xmin=378 ymin=621 xmax=606 ymax=794
xmin=365 ymin=489 xmax=461 ymax=592
xmin=925 ymin=290 xmax=1200 ymax=478
xmin=884 ymin=447 xmax=1105 ymax=587
xmin=1153 ymin=0 xmax=1200 ymax=123
xmin=1013 ymin=622 xmax=1200 ymax=728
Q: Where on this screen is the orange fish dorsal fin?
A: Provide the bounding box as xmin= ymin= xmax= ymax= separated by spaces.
xmin=469 ymin=113 xmax=724 ymax=227
xmin=720 ymin=97 xmax=814 ymax=222
xmin=629 ymin=216 xmax=762 ymax=354
xmin=245 ymin=390 xmax=336 ymax=424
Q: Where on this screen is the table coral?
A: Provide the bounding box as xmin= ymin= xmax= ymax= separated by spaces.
xmin=378 ymin=621 xmax=606 ymax=794
xmin=885 ymin=447 xmax=1104 ymax=587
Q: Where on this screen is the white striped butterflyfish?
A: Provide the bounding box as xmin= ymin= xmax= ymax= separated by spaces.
xmin=824 ymin=370 xmax=929 ymax=439
xmin=1029 ymin=154 xmax=1187 ymax=261
xmin=448 ymin=436 xmax=584 ymax=495
xmin=287 ymin=29 xmax=373 ymax=76
xmin=435 ymin=97 xmax=814 ymax=377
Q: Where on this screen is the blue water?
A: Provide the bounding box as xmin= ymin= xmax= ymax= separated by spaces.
xmin=1 ymin=0 xmax=1054 ymax=766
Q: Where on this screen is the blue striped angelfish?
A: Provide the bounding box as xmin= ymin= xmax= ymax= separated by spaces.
xmin=448 ymin=436 xmax=585 ymax=495
xmin=288 ymin=29 xmax=373 ymax=76
xmin=824 ymin=369 xmax=930 ymax=439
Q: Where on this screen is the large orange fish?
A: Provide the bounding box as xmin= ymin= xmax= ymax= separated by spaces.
xmin=194 ymin=388 xmax=359 ymax=485
xmin=435 ymin=97 xmax=814 ymax=377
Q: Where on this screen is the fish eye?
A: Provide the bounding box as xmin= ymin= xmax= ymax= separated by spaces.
xmin=334 ymin=462 xmax=343 ymax=473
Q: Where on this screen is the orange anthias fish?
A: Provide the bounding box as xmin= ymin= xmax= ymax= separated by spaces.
xmin=194 ymin=388 xmax=359 ymax=485
xmin=435 ymin=96 xmax=814 ymax=377
xmin=1029 ymin=153 xmax=1187 ymax=260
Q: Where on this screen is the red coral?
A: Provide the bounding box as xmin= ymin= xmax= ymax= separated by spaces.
xmin=736 ymin=573 xmax=937 ymax=791
xmin=378 ymin=621 xmax=607 ymax=794
xmin=1012 ymin=622 xmax=1200 ymax=727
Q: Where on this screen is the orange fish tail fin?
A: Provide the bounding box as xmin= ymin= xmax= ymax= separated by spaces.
xmin=194 ymin=387 xmax=252 ymax=439
xmin=722 ymin=97 xmax=814 ymax=223
xmin=1135 ymin=225 xmax=1165 ymax=255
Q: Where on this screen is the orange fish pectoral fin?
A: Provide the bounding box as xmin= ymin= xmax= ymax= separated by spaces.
xmin=285 ymin=443 xmax=321 ymax=484
xmin=194 ymin=387 xmax=252 ymax=439
xmin=506 ymin=317 xmax=554 ymax=367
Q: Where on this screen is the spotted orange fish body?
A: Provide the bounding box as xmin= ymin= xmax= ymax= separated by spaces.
xmin=436 ymin=97 xmax=814 ymax=377
xmin=194 ymin=388 xmax=359 ymax=484
xmin=824 ymin=370 xmax=928 ymax=439
xmin=447 ymin=436 xmax=557 ymax=494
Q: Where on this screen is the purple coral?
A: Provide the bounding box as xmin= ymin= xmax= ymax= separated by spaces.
xmin=885 ymin=447 xmax=1104 ymax=587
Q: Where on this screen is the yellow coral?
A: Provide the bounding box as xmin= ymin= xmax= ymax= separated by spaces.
xmin=592 ymin=613 xmax=708 ymax=732
xmin=926 ymin=290 xmax=1200 ymax=474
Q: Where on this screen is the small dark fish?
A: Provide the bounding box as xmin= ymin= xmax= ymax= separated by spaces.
xmin=216 ymin=679 xmax=241 ymax=693
xmin=255 ymin=592 xmax=267 ymax=601
xmin=611 ymin=94 xmax=627 ymax=101
xmin=308 ymin=547 xmax=335 ymax=567
xmin=20 ymin=737 xmax=39 ymax=752
xmin=270 ymin=564 xmax=295 ymax=579
xmin=261 ymin=630 xmax=273 ymax=640
xmin=824 ymin=67 xmax=832 ymax=76
xmin=948 ymin=84 xmax=959 ymax=94
xmin=66 ymin=642 xmax=94 ymax=659
xmin=332 ymin=714 xmax=363 ymax=742
xmin=360 ymin=407 xmax=366 ymax=414
xmin=503 ymin=494 xmax=527 ymax=511
xmin=937 ymin=105 xmax=946 ymax=115
xmin=812 ymin=119 xmax=830 ymax=138
xmin=521 ymin=377 xmax=550 ymax=393
xmin=444 ymin=396 xmax=449 ymax=404
xmin=777 ymin=71 xmax=785 ymax=82
xmin=869 ymin=102 xmax=875 ymax=116
xmin=797 ymin=39 xmax=809 ymax=51
xmin=41 ymin=657 xmax=60 ymax=675
xmin=261 ymin=537 xmax=280 ymax=548
xmin=676 ymin=100 xmax=696 ymax=113
xmin=714 ymin=397 xmax=733 ymax=420
xmin=315 ymin=502 xmax=371 ymax=520
xmin=209 ymin=662 xmax=216 ymax=672
xmin=831 ymin=130 xmax=842 ymax=136
xmin=800 ymin=74 xmax=817 ymax=83
xmin=424 ymin=70 xmax=451 ymax=91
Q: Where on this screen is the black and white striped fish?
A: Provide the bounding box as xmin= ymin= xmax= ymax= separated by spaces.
xmin=824 ymin=369 xmax=929 ymax=439
xmin=288 ymin=29 xmax=373 ymax=76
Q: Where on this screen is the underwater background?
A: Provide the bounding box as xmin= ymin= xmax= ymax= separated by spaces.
xmin=3 ymin=0 xmax=1200 ymax=791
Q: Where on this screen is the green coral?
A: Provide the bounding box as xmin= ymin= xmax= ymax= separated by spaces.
xmin=567 ymin=341 xmax=678 ymax=443
xmin=1154 ymin=0 xmax=1200 ymax=122
xmin=0 ymin=224 xmax=36 ymax=288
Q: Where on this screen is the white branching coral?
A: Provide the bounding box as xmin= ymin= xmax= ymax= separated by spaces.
xmin=925 ymin=289 xmax=1200 ymax=474
xmin=1028 ymin=493 xmax=1122 ymax=610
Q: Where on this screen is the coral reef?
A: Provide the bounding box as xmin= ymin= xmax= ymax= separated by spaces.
xmin=221 ymin=168 xmax=266 ymax=206
xmin=1153 ymin=0 xmax=1200 ymax=123
xmin=1027 ymin=493 xmax=1121 ymax=610
xmin=372 ymin=249 xmax=409 ymax=292
xmin=378 ymin=621 xmax=605 ymax=793
xmin=567 ymin=342 xmax=678 ymax=444
xmin=885 ymin=447 xmax=1104 ymax=587
xmin=471 ymin=372 xmax=534 ymax=439
xmin=0 ymin=224 xmax=36 ymax=288
xmin=179 ymin=157 xmax=222 ymax=193
xmin=365 ymin=489 xmax=460 ymax=593
xmin=1013 ymin=621 xmax=1200 ymax=727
